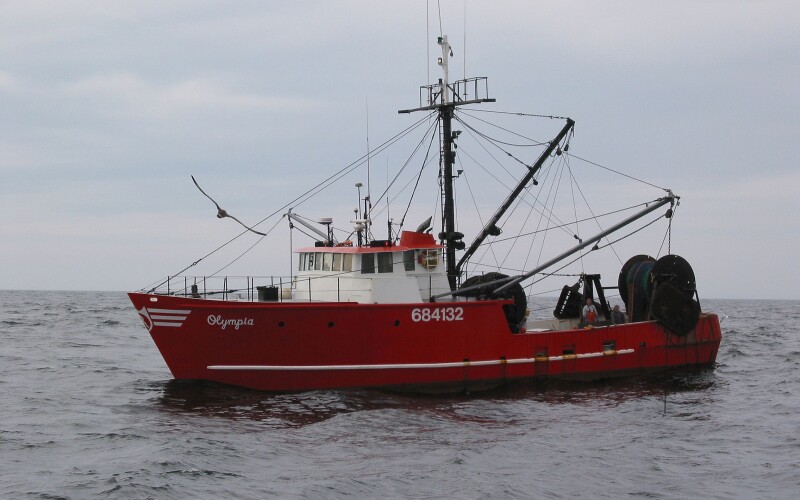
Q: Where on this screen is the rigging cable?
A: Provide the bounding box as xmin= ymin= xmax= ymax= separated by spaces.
xmin=395 ymin=126 xmax=440 ymax=234
xmin=566 ymin=152 xmax=667 ymax=191
xmin=564 ymin=154 xmax=623 ymax=265
xmin=457 ymin=110 xmax=547 ymax=146
xmin=460 ymin=160 xmax=502 ymax=271
xmin=285 ymin=113 xmax=435 ymax=217
xmin=529 ymin=153 xmax=569 ymax=272
xmin=567 ymin=161 xmax=585 ymax=275
xmin=145 ymin=112 xmax=435 ymax=291
xmin=380 ymin=151 xmax=440 ymax=225
xmin=516 ymin=211 xmax=666 ymax=293
xmin=370 ymin=119 xmax=439 ymax=216
xmin=460 ymin=108 xmax=571 ymax=121
xmin=455 ymin=114 xmax=578 ymax=234
xmin=656 ymin=202 xmax=679 ymax=257
xmin=455 ymin=115 xmax=542 ymax=166
xmin=455 ymin=130 xmax=575 ymax=239
xmin=209 ymin=216 xmax=285 ymax=277
xmin=485 ymin=200 xmax=653 ymax=245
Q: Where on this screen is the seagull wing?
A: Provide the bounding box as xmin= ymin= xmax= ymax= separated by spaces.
xmin=191 ymin=175 xmax=266 ymax=236
xmin=227 ymin=214 xmax=267 ymax=236
xmin=191 ymin=175 xmax=224 ymax=213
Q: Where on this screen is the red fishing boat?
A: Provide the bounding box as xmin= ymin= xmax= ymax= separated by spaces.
xmin=129 ymin=34 xmax=721 ymax=392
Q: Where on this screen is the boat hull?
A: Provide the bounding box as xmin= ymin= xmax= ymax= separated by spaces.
xmin=129 ymin=292 xmax=721 ymax=392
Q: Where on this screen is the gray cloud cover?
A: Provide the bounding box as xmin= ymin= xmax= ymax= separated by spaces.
xmin=1 ymin=1 xmax=797 ymax=299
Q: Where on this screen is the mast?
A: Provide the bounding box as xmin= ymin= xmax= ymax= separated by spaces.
xmin=456 ymin=118 xmax=575 ymax=275
xmin=440 ymin=104 xmax=460 ymax=289
xmin=399 ymin=34 xmax=495 ymax=290
xmin=439 ymin=36 xmax=460 ymax=290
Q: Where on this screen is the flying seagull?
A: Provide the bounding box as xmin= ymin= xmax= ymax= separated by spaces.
xmin=191 ymin=175 xmax=267 ymax=236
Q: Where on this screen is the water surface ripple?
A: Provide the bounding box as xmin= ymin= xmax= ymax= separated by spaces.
xmin=1 ymin=291 xmax=797 ymax=498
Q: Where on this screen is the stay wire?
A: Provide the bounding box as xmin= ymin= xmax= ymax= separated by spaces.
xmin=371 ymin=119 xmax=439 ymax=215
xmin=381 ymin=151 xmax=440 ymax=221
xmin=484 ymin=200 xmax=652 ymax=245
xmin=396 ymin=126 xmax=440 ymax=233
xmin=566 ymin=152 xmax=667 ymax=191
xmin=456 ymin=118 xmax=577 ymax=237
xmin=656 ymin=203 xmax=679 ymax=257
xmin=460 ymin=108 xmax=571 ymax=121
xmin=460 ymin=160 xmax=502 ymax=271
xmin=455 ymin=112 xmax=546 ymax=147
xmin=595 ymin=212 xmax=666 ymax=251
xmin=567 ymin=161 xmax=585 ymax=274
xmin=147 ymin=112 xmax=435 ymax=289
xmin=530 ymin=155 xmax=568 ymax=271
xmin=210 ymin=216 xmax=285 ymax=277
xmin=285 ymin=112 xmax=435 ymax=216
xmin=455 ymin=133 xmax=574 ymax=239
xmin=454 ymin=115 xmax=537 ymax=170
xmin=564 ymin=155 xmax=623 ymax=265
xmin=518 ymin=213 xmax=667 ymax=292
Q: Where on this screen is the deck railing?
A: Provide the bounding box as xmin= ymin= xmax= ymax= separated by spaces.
xmin=146 ymin=275 xmax=451 ymax=303
xmin=149 ymin=276 xmax=296 ymax=302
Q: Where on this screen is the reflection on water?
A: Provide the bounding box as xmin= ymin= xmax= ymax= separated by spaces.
xmin=153 ymin=368 xmax=718 ymax=427
xmin=155 ymin=380 xmax=380 ymax=427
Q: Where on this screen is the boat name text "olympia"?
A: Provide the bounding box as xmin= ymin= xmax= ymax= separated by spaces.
xmin=207 ymin=315 xmax=255 ymax=330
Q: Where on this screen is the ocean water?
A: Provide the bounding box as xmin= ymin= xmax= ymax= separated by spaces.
xmin=1 ymin=291 xmax=798 ymax=499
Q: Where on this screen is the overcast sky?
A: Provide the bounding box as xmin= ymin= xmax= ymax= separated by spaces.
xmin=2 ymin=1 xmax=798 ymax=299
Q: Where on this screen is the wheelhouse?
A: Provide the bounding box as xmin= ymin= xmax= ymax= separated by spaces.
xmin=293 ymin=231 xmax=450 ymax=303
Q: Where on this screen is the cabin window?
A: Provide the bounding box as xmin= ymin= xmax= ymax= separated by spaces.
xmin=403 ymin=250 xmax=415 ymax=272
xmin=322 ymin=253 xmax=333 ymax=271
xmin=332 ymin=253 xmax=342 ymax=272
xmin=361 ymin=253 xmax=375 ymax=274
xmin=306 ymin=253 xmax=314 ymax=271
xmin=377 ymin=252 xmax=394 ymax=273
xmin=343 ymin=254 xmax=353 ymax=272
xmin=298 ymin=253 xmax=305 ymax=271
xmin=418 ymin=249 xmax=439 ymax=270
xmin=314 ymin=252 xmax=322 ymax=271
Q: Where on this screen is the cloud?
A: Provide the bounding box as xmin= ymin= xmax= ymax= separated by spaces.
xmin=1 ymin=1 xmax=798 ymax=297
xmin=63 ymin=73 xmax=318 ymax=119
xmin=0 ymin=71 xmax=15 ymax=88
xmin=462 ymin=0 xmax=800 ymax=65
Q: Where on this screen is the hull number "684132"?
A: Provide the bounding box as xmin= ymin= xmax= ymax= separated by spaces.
xmin=411 ymin=307 xmax=464 ymax=322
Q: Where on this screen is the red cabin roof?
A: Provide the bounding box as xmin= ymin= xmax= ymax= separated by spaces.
xmin=295 ymin=231 xmax=442 ymax=254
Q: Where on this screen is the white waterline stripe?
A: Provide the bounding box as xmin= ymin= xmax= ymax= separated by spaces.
xmin=148 ymin=308 xmax=191 ymax=314
xmin=208 ymin=349 xmax=635 ymax=371
xmin=153 ymin=322 xmax=183 ymax=327
xmin=150 ymin=315 xmax=188 ymax=321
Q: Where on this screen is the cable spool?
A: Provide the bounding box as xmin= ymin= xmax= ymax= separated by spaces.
xmin=618 ymin=255 xmax=656 ymax=322
xmin=618 ymin=254 xmax=701 ymax=336
xmin=650 ymin=254 xmax=696 ymax=299
xmin=650 ymin=281 xmax=701 ymax=336
xmin=459 ymin=272 xmax=527 ymax=333
xmin=649 ymin=255 xmax=700 ymax=336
